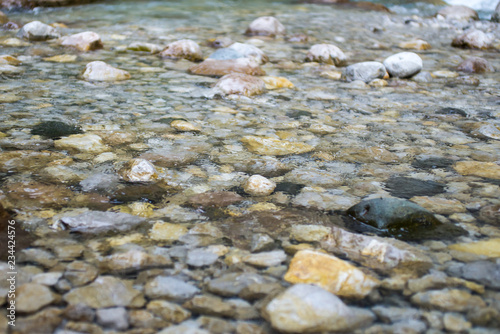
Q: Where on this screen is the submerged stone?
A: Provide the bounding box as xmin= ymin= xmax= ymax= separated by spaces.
xmin=189 ymin=58 xmax=265 ymax=77
xmin=60 ymin=31 xmax=103 ymax=51
xmin=213 ymin=73 xmax=266 ymax=96
xmin=159 ymin=39 xmax=203 ymax=62
xmin=58 ymin=211 xmax=146 ymax=233
xmin=451 ymin=30 xmax=493 ymax=49
xmin=81 ymin=61 xmax=130 ymax=81
xmin=346 ymin=197 xmax=464 ymax=240
xmin=245 ymin=16 xmax=285 ymax=37
xmin=385 ymin=177 xmax=445 ymax=199
xmin=17 ymin=20 xmax=60 ymax=41
xmin=457 ymin=57 xmax=494 ymax=73
xmin=344 ymin=61 xmax=386 ymax=83
xmin=31 ymin=121 xmax=83 ymax=139
xmin=305 ymin=43 xmax=347 ymax=66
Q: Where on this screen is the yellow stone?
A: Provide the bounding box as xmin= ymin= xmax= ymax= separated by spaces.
xmin=398 ymin=39 xmax=432 ymax=50
xmin=0 ymin=132 xmax=7 ymax=138
xmin=284 ymin=250 xmax=380 ymax=298
xmin=0 ymin=94 xmax=21 ymax=103
xmin=283 ymin=243 xmax=316 ymax=255
xmin=0 ymin=38 xmax=30 ymax=47
xmin=320 ymin=71 xmax=342 ymax=80
xmin=170 ymin=120 xmax=201 ymax=132
xmin=0 ymin=55 xmax=21 ymax=65
xmin=432 ymin=70 xmax=459 ymax=78
xmin=261 ymin=76 xmax=295 ymax=90
xmin=149 ymin=221 xmax=188 ymax=241
xmin=448 ymin=238 xmax=500 ymax=258
xmin=44 ymin=55 xmax=78 ymax=63
xmin=111 ymin=202 xmax=156 ymax=218
xmin=247 ymin=202 xmax=279 ymax=212
xmin=241 ymin=136 xmax=314 ymax=156
xmin=454 ymin=161 xmax=500 ymax=180
xmin=311 ymin=152 xmax=335 ymax=161
xmin=108 ymin=233 xmax=144 ymax=247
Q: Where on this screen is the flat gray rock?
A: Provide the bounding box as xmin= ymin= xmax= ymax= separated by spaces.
xmin=59 ymin=211 xmax=145 ymax=233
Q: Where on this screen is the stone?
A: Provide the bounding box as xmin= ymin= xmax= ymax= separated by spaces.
xmin=17 ymin=20 xmax=60 ymax=41
xmin=60 ymin=31 xmax=103 ymax=51
xmin=186 ymin=248 xmax=219 ymax=267
xmin=147 ymin=300 xmax=192 ymax=323
xmin=410 ymin=289 xmax=486 ymax=312
xmin=209 ymin=42 xmax=268 ymax=64
xmin=213 ymin=73 xmax=266 ymax=96
xmin=0 ymin=55 xmax=21 ymax=65
xmin=344 ymin=61 xmax=386 ymax=83
xmin=128 ymin=309 xmax=168 ymax=329
xmin=409 ymin=196 xmax=467 ymax=215
xmin=63 ymin=303 xmax=95 ymax=322
xmin=383 ymin=52 xmax=423 ymax=78
xmin=58 ymin=211 xmax=145 ymax=233
xmin=346 ymin=197 xmax=443 ymax=238
xmin=457 ymin=57 xmax=494 ymax=73
xmin=188 ymin=58 xmax=265 ymax=77
xmin=207 ymin=272 xmax=276 ymax=297
xmin=140 ymin=149 xmax=199 ymax=168
xmin=183 ymin=295 xmax=235 ymax=317
xmin=479 ymin=204 xmax=500 ymax=225
xmin=64 ymin=276 xmax=143 ymax=308
xmin=241 ymin=135 xmax=314 ymax=155
xmin=320 ymin=226 xmax=433 ymax=274
xmin=145 ymin=276 xmax=200 ymax=301
xmin=289 ymin=225 xmax=330 ymax=243
xmin=32 ymin=121 xmax=82 ymax=139
xmin=1 ymin=37 xmax=30 ymax=46
xmin=119 ymin=158 xmax=158 ymax=182
xmin=305 ymin=44 xmax=347 ymax=66
xmin=398 ymin=39 xmax=431 ymax=50
xmin=157 ymin=322 xmax=210 ymax=334
xmin=159 ymin=39 xmax=203 ymax=61
xmin=261 ymin=76 xmax=294 ymax=90
xmin=443 ymin=312 xmax=471 ymax=332
xmin=245 ymin=16 xmax=285 ymax=37
xmin=454 ymin=161 xmax=500 ymax=179
xmin=263 ymin=284 xmax=374 ymax=333
xmin=242 ymin=250 xmax=287 ymax=267
xmin=16 ymin=283 xmax=57 ymax=313
xmin=31 ymin=272 xmax=63 ymax=286
xmin=54 ymin=133 xmax=109 ymax=153
xmin=96 ymin=307 xmax=129 ymax=330
xmin=127 ymin=42 xmax=163 ymax=53
xmin=150 ymin=221 xmax=188 ymax=241
xmin=292 ymin=191 xmax=357 ymax=211
xmin=81 ymin=61 xmax=131 ymax=81
xmin=197 ymin=316 xmax=236 ymax=333
xmin=284 ymin=250 xmax=380 ymax=298
xmin=171 ymin=120 xmax=201 ymax=132
xmin=188 ymin=191 xmax=243 ymax=208
xmin=0 ymin=64 xmax=23 ymax=75
xmin=15 ymin=308 xmax=62 ymax=334
xmin=243 ymin=175 xmax=276 ymax=196
xmin=372 ymin=306 xmax=420 ymax=323
xmin=448 ymin=238 xmax=500 ymax=258
xmin=405 ymin=271 xmax=485 ymax=294
xmin=438 ymin=5 xmax=478 ymax=21
xmin=5 ymin=181 xmax=72 ymax=209
xmin=452 ymin=30 xmax=494 ymax=49
xmin=99 ymin=249 xmax=172 ymax=273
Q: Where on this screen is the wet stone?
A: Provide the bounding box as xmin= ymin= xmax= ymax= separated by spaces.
xmin=243 ymin=174 xmax=276 ymax=196
xmin=159 ymin=39 xmax=203 ymax=61
xmin=60 ymin=31 xmax=103 ymax=52
xmin=128 ymin=309 xmax=169 ymax=329
xmin=63 ymin=304 xmax=95 ymax=322
xmin=454 ymin=161 xmax=500 ymax=180
xmin=54 ymin=133 xmax=109 ymax=153
xmin=250 ymin=233 xmax=275 ymax=252
xmin=189 ymin=58 xmax=265 ymax=77
xmin=457 ymin=57 xmax=494 ymax=73
xmin=479 ymin=204 xmax=500 ymax=225
xmin=383 ymin=52 xmax=423 ymax=78
xmin=183 ymin=295 xmax=235 ymax=317
xmin=410 ymin=288 xmax=486 ymax=312
xmin=187 ymin=191 xmax=243 ymax=208
xmin=305 ymin=43 xmax=347 ymax=66
xmin=241 ymin=135 xmax=314 ymax=155
xmin=64 ymin=276 xmax=143 ymax=308
xmin=385 ymin=177 xmax=445 ymax=199
xmin=451 ymin=30 xmax=494 ymax=49
xmin=58 ymin=211 xmax=146 ymax=234
xmin=214 ymin=72 xmax=266 ymax=96
xmin=17 ymin=20 xmax=60 ymax=41
xmin=128 ymin=42 xmax=163 ymax=53
xmin=245 ymin=16 xmax=285 ymax=37
xmin=16 ymin=283 xmax=57 ymax=313
xmin=81 ymin=61 xmax=131 ymax=81
xmin=263 ymin=284 xmax=375 ymax=333
xmin=344 ymin=61 xmax=386 ymax=83
xmin=31 ymin=121 xmax=83 ymax=139
xmin=207 ymin=272 xmax=276 ymax=297
xmin=119 ymin=158 xmax=158 ymax=182
xmin=147 ymin=300 xmax=192 ymax=323
xmin=96 ymin=307 xmax=129 ymax=331
xmin=99 ymin=249 xmax=172 ymax=273
xmin=145 ymin=276 xmax=200 ymax=301
xmin=186 ymin=248 xmax=219 ymax=267
xmin=15 ymin=308 xmax=63 ymax=334
xmin=242 ymin=250 xmax=287 ymax=268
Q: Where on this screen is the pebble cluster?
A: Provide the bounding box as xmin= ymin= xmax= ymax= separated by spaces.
xmin=0 ymin=1 xmax=500 ymax=334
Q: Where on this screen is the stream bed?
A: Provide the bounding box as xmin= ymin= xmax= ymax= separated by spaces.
xmin=1 ymin=0 xmax=500 ymax=333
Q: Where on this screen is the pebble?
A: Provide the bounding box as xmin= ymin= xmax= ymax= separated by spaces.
xmin=64 ymin=261 xmax=98 ymax=287
xmin=448 ymin=238 xmax=500 ymax=258
xmin=451 ymin=30 xmax=494 ymax=49
xmin=43 ymin=54 xmax=78 ymax=62
xmin=17 ymin=20 xmax=61 ymax=41
xmin=398 ymin=39 xmax=431 ymax=50
xmin=144 ymin=276 xmax=200 ymax=301
xmin=189 ymin=58 xmax=265 ymax=77
xmin=99 ymin=249 xmax=172 ymax=273
xmin=147 ymin=300 xmax=191 ymax=323
xmin=96 ymin=307 xmax=129 ymax=330
xmin=242 ymin=250 xmax=287 ymax=267
xmin=14 ymin=308 xmax=63 ymax=334
xmin=263 ymin=284 xmax=375 ymax=333
xmin=443 ymin=312 xmax=472 ymax=332
xmin=159 ymin=39 xmax=203 ymax=61
xmin=187 ymin=191 xmax=243 ymax=208
xmin=186 ymin=248 xmax=219 ymax=267
xmin=171 ymin=120 xmax=201 ymax=132
xmin=289 ymin=224 xmax=330 ymax=242
xmin=16 ymin=283 xmax=57 ymax=313
xmin=213 ymin=72 xmax=266 ymax=96
xmin=305 ymin=43 xmax=347 ymax=66
xmin=409 ymin=196 xmax=466 ymax=215
xmin=284 ymin=250 xmax=380 ymax=298
xmin=410 ymin=288 xmax=485 ymax=312
xmin=454 ymin=161 xmax=500 ymax=180
xmin=344 ymin=61 xmax=387 ymax=83
xmin=437 ymin=5 xmax=478 ymax=21
xmin=479 ymin=204 xmax=500 ymax=225
xmin=383 ymin=52 xmax=423 ymax=78
xmin=58 ymin=211 xmax=145 ymax=233
xmin=207 ymin=272 xmax=276 ymax=297
xmin=64 ymin=276 xmax=144 ymax=308
xmin=261 ymin=76 xmax=294 ymax=90
xmin=81 ymin=61 xmax=131 ymax=81
xmin=127 ymin=42 xmax=163 ymax=53
xmin=457 ymin=57 xmax=494 ymax=73
xmin=212 ymin=42 xmax=268 ymax=64
xmin=183 ymin=295 xmax=235 ymax=317
xmin=60 ymin=31 xmax=103 ymax=51
xmin=243 ymin=175 xmax=276 ymax=196
xmin=245 ymin=16 xmax=285 ymax=37
xmin=54 ymin=133 xmax=109 ymax=153
xmin=241 ymin=135 xmax=314 ymax=155
xmin=119 ymin=158 xmax=158 ymax=182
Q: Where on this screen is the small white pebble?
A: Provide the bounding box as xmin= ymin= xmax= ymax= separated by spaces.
xmin=243 ymin=175 xmax=276 ymax=196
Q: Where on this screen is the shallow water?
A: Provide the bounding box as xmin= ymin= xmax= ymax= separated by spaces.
xmin=1 ymin=0 xmax=500 ymax=333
